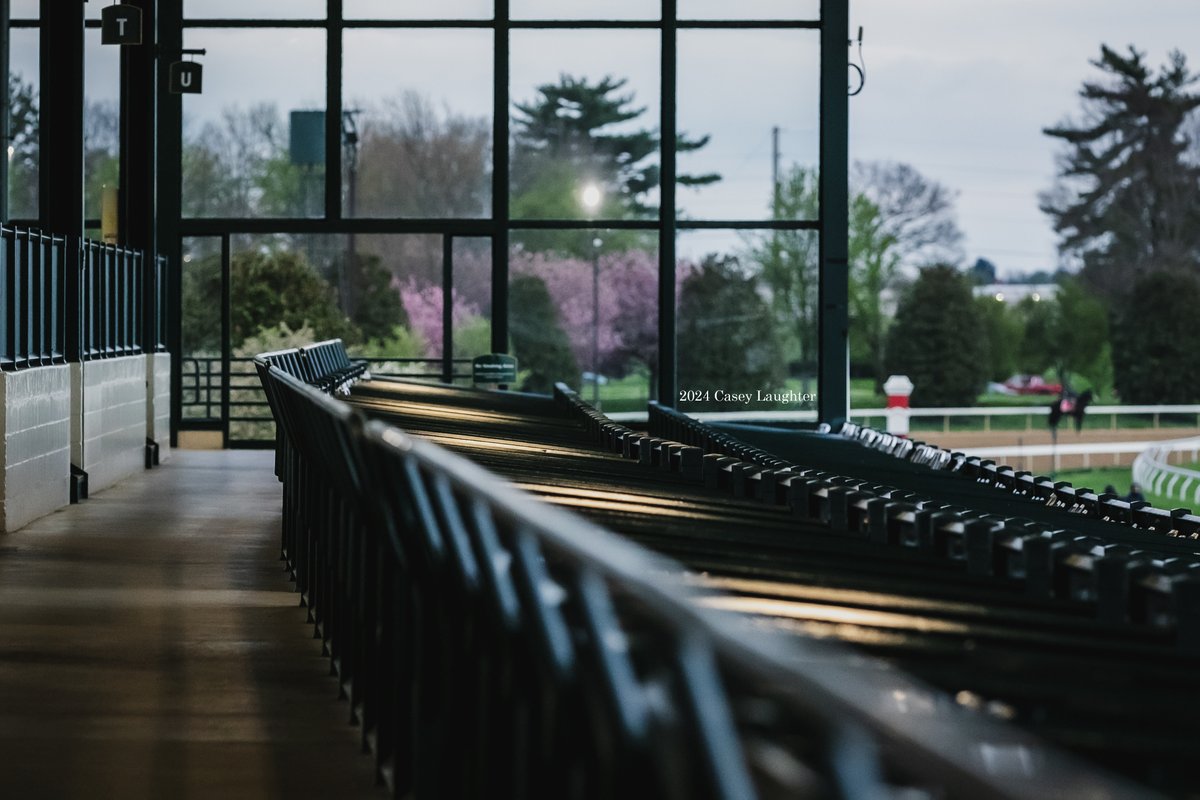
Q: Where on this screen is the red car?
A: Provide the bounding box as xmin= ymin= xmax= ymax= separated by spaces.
xmin=1003 ymin=374 xmax=1063 ymax=395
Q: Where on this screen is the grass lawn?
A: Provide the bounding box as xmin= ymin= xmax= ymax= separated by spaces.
xmin=594 ymin=372 xmax=652 ymax=414
xmin=1051 ymin=466 xmax=1179 ymax=510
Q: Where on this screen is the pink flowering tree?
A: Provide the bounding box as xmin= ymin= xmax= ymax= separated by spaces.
xmin=398 ymin=277 xmax=484 ymax=359
xmin=510 ymin=248 xmax=664 ymax=374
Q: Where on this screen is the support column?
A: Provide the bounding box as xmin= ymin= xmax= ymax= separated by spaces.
xmin=120 ymin=1 xmax=157 ymax=337
xmin=157 ymin=0 xmax=183 ymax=445
xmin=41 ymin=0 xmax=86 ymax=498
xmin=818 ymin=0 xmax=850 ymax=424
xmin=658 ymin=0 xmax=678 ymax=407
xmin=1 ymin=0 xmax=10 ymax=222
xmin=325 ymin=0 xmax=342 ymax=222
xmin=490 ymin=0 xmax=509 ymax=354
xmin=39 ymin=0 xmax=85 ymax=253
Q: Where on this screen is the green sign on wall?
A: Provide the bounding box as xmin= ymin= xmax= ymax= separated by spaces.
xmin=473 ymin=354 xmax=517 ymax=386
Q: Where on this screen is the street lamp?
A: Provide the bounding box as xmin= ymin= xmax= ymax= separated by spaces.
xmin=581 ymin=183 xmax=602 ymax=216
xmin=590 ymin=235 xmax=603 ymax=405
xmin=580 ymin=183 xmax=603 ymax=405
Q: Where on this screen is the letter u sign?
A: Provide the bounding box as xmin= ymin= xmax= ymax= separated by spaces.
xmin=169 ymin=62 xmax=204 ymax=95
xmin=101 ymin=5 xmax=142 ymax=46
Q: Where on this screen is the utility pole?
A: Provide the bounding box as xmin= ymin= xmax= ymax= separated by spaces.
xmin=342 ymin=109 xmax=360 ymax=319
xmin=771 ymin=125 xmax=781 ymax=215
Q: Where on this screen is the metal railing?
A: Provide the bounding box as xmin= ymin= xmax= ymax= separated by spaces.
xmin=856 ymin=404 xmax=1200 ymax=433
xmin=81 ymin=239 xmax=145 ymax=360
xmin=252 ymin=343 xmax=1149 ymax=800
xmin=1133 ymin=436 xmax=1200 ymax=506
xmin=0 ymin=226 xmax=68 ymax=370
xmin=180 ymin=354 xmax=474 ymax=425
xmin=611 ymin=404 xmax=1200 ymax=430
xmin=153 ymin=254 xmax=167 ymax=353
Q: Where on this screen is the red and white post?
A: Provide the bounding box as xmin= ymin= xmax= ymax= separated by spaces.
xmin=883 ymin=375 xmax=914 ymax=436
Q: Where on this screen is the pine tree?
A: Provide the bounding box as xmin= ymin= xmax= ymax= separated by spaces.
xmin=884 ymin=265 xmax=987 ymax=407
xmin=1112 ymin=271 xmax=1200 ymax=403
xmin=508 ymin=274 xmax=579 ymax=394
xmin=677 ymin=256 xmax=786 ymax=410
xmin=511 ymin=74 xmax=718 ymax=219
xmin=1041 ymin=46 xmax=1200 ymax=297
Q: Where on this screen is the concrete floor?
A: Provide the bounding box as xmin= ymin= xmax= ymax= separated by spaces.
xmin=0 ymin=451 xmax=381 ymax=799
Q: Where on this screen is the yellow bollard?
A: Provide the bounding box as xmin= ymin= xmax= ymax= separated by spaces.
xmin=101 ymin=184 xmax=119 ymax=244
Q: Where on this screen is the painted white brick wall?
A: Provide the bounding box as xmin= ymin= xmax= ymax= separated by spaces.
xmin=78 ymin=356 xmax=148 ymax=494
xmin=0 ymin=365 xmax=71 ymax=532
xmin=147 ymin=353 xmax=172 ymax=463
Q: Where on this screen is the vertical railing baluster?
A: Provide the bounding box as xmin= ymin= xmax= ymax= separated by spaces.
xmin=0 ymin=227 xmax=10 ymax=370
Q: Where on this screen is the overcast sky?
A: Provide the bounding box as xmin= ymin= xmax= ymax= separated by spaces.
xmin=852 ymin=0 xmax=1200 ymax=276
xmin=9 ymin=2 xmax=1200 ymax=274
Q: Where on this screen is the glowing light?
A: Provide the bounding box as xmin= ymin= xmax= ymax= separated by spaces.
xmin=1031 ymin=292 xmax=1041 ymax=302
xmin=580 ymin=183 xmax=602 ymax=213
xmin=994 ymin=292 xmax=1005 ymax=302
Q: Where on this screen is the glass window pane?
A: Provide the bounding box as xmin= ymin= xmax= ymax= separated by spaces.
xmin=344 ymin=0 xmax=492 ymax=19
xmin=451 ymin=237 xmax=494 ymax=383
xmin=343 ymin=30 xmax=492 ymax=218
xmin=85 ymin=28 xmax=120 ymax=224
xmin=180 ymin=237 xmax=224 ymax=424
xmin=677 ymin=29 xmax=819 ymax=220
xmin=7 ymin=27 xmax=39 ymax=219
xmin=9 ymin=0 xmax=38 ymax=18
xmin=185 ymin=0 xmax=326 ymax=19
xmin=510 ymin=30 xmax=660 ymax=220
xmin=512 ymin=0 xmax=659 ymax=20
xmin=510 ymin=229 xmax=657 ymax=409
xmin=227 ymin=233 xmax=348 ymax=441
xmin=676 ymin=230 xmax=815 ymax=413
xmin=347 ymin=233 xmax=444 ymax=371
xmin=678 ymin=0 xmax=819 ymax=20
xmin=182 ymin=29 xmax=326 ymax=218
xmin=342 ymin=235 xmax=494 ymax=380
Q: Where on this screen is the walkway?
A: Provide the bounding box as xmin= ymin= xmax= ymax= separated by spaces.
xmin=0 ymin=451 xmax=380 ymax=798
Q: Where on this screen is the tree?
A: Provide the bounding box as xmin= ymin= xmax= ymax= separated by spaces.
xmin=511 ymin=74 xmax=718 ymax=222
xmin=1008 ymin=280 xmax=1110 ymax=391
xmin=1041 ymin=45 xmax=1200 ymax=297
xmin=975 ymin=296 xmax=1023 ymax=382
xmin=885 ymin=265 xmax=987 ymax=407
xmin=747 ymin=161 xmax=963 ymax=386
xmin=182 ymin=103 xmax=312 ymax=219
xmin=346 ymin=253 xmax=409 ymax=344
xmin=1112 ymin=271 xmax=1200 ymax=403
xmin=1014 ymin=294 xmax=1056 ymax=375
xmin=7 ymin=72 xmax=39 ymax=218
xmin=353 ymin=91 xmax=490 ymax=218
xmin=397 ymin=279 xmax=487 ymax=360
xmin=970 ymin=258 xmax=998 ymax=285
xmin=224 ymin=250 xmax=352 ymax=348
xmin=512 ymin=248 xmax=658 ymax=382
xmin=851 ymin=161 xmax=965 ymax=269
xmin=747 ymin=167 xmax=820 ymax=375
xmin=677 ymin=256 xmax=786 ymax=410
xmin=84 ymin=100 xmax=120 ymax=223
xmin=1045 ymin=278 xmax=1110 ymax=389
xmin=508 ymin=274 xmax=579 ymax=394
xmin=847 ymin=193 xmax=901 ymax=386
